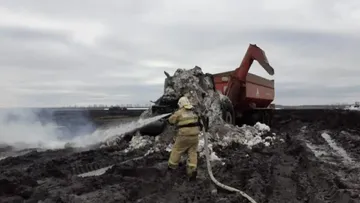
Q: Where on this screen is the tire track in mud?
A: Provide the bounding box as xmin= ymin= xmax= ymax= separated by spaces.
xmin=299 ymin=126 xmax=353 ymax=166
xmin=295 ymin=123 xmax=360 ymax=201
xmin=270 ymin=109 xmax=360 ymax=202
xmin=320 ymin=131 xmax=355 ymax=165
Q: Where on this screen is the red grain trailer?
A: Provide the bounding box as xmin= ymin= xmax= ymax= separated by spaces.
xmin=212 ymin=44 xmax=275 ymax=126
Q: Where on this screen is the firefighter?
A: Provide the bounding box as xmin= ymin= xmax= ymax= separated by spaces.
xmin=167 ymin=96 xmax=201 ymax=180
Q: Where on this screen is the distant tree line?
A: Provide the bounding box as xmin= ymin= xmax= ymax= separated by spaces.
xmin=56 ymin=104 xmax=153 ymax=109
xmin=51 ymin=101 xmax=358 ymax=109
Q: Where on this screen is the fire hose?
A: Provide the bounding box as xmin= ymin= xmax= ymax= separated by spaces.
xmin=188 ymin=92 xmax=257 ymax=202
xmin=201 ymin=119 xmax=257 ymax=203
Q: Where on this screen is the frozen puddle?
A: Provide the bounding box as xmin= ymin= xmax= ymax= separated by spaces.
xmin=77 ymin=165 xmax=114 ymax=177
xmin=321 ymin=132 xmax=354 ymax=165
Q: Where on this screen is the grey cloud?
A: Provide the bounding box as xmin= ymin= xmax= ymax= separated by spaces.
xmin=0 ymin=26 xmax=134 ymax=75
xmin=0 ymin=26 xmax=69 ymax=41
xmin=0 ymin=28 xmax=85 ymax=71
xmin=249 ymin=29 xmax=360 ymax=58
xmin=276 ymin=83 xmax=360 ymax=105
xmin=0 ymin=1 xmax=359 ymax=107
xmin=0 ymin=0 xmax=159 ymax=21
xmin=277 ymin=83 xmax=360 ymax=96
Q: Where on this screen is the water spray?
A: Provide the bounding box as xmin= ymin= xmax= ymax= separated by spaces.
xmin=99 ymin=113 xmax=171 ymax=148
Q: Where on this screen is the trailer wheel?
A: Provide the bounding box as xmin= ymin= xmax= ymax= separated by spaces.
xmin=221 ymin=99 xmax=235 ymax=125
xmin=138 ymin=120 xmax=167 ymax=136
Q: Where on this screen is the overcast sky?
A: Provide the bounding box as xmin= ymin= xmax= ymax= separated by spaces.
xmin=0 ymin=0 xmax=359 ymax=107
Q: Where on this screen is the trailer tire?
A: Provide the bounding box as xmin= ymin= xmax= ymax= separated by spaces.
xmin=221 ymin=99 xmax=235 ymax=125
xmin=138 ymin=120 xmax=167 ymax=137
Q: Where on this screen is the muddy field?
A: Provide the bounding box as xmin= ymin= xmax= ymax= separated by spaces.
xmin=1 ymin=109 xmax=360 ymax=203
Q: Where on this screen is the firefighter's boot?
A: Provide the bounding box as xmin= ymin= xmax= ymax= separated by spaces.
xmin=186 ymin=165 xmax=197 ymax=181
xmin=188 ymin=170 xmax=197 ymax=181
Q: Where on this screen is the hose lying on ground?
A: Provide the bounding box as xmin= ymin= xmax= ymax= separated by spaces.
xmin=203 ymin=131 xmax=258 ymax=203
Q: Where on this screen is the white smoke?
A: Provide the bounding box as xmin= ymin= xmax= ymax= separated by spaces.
xmin=0 ymin=108 xmax=75 ymax=150
xmin=0 ymin=108 xmax=170 ymax=151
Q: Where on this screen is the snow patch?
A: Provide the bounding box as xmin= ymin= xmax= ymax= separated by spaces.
xmin=165 ymin=144 xmax=172 ymax=152
xmin=254 ymin=122 xmax=271 ymax=132
xmin=209 ymin=150 xmax=221 ymax=161
xmin=195 ymin=122 xmax=273 ymax=161
xmin=77 ymin=165 xmax=114 ymax=177
xmin=344 ymin=103 xmax=360 ymax=111
xmin=123 ymin=135 xmax=153 ymax=153
xmin=208 ymin=122 xmax=273 ymax=150
xmin=197 ymin=138 xmax=221 ymax=161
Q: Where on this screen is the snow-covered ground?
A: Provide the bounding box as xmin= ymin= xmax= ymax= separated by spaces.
xmin=345 ymin=105 xmax=360 ymax=111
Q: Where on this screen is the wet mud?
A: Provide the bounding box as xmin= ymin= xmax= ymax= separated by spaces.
xmin=1 ymin=109 xmax=360 ymax=203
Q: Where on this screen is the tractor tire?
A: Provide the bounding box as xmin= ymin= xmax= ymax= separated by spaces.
xmin=220 ymin=98 xmax=235 ymax=125
xmin=247 ymin=110 xmax=272 ymax=127
xmin=138 ymin=119 xmax=167 ymax=136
